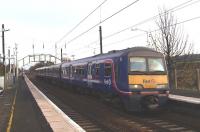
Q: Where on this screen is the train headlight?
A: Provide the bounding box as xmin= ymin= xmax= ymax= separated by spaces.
xmin=156 ymin=84 xmax=168 ymax=89
xmin=129 ymin=84 xmax=143 ymax=89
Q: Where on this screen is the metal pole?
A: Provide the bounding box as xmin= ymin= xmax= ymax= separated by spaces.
xmin=38 ymin=55 xmax=40 ymax=62
xmin=32 ymin=44 xmax=34 ymax=55
xmin=29 ymin=55 xmax=30 ymax=63
xmin=8 ymin=49 xmax=11 ymax=73
xmin=99 ymin=26 xmax=103 ymax=54
xmin=15 ymin=43 xmax=18 ymax=80
xmin=174 ymin=68 xmax=177 ymax=89
xmin=13 ymin=48 xmax=15 ymax=81
xmin=44 ymin=54 xmax=46 ymax=62
xmin=61 ymin=48 xmax=63 ymax=62
xmin=43 ymin=42 xmax=44 ymax=53
xmin=146 ymin=32 xmax=149 ymax=46
xmin=2 ymin=24 xmax=6 ymax=89
xmin=55 ymin=43 xmax=57 ymax=58
xmin=2 ymin=24 xmax=5 ymax=65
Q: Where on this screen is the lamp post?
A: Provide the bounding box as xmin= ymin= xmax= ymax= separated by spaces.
xmin=131 ymin=28 xmax=150 ymax=46
xmin=15 ymin=43 xmax=18 ymax=81
xmin=1 ymin=24 xmax=10 ymax=89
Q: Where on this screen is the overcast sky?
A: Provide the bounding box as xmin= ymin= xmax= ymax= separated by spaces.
xmin=1 ymin=0 xmax=200 ymax=67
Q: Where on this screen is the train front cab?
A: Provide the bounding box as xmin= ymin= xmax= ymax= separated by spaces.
xmin=124 ymin=52 xmax=169 ymax=111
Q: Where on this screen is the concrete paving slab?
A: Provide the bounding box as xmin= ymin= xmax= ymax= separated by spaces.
xmin=24 ymin=75 xmax=86 ymax=132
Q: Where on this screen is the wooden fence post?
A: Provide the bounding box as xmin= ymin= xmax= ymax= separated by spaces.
xmin=174 ymin=68 xmax=178 ymax=89
xmin=197 ymin=69 xmax=200 ymax=91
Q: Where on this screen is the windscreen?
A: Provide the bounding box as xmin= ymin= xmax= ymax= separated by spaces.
xmin=148 ymin=58 xmax=165 ymax=72
xmin=129 ymin=57 xmax=165 ymax=72
xmin=130 ymin=57 xmax=146 ymax=72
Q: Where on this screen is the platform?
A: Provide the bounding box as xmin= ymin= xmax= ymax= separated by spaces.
xmin=0 ymin=84 xmax=15 ymax=131
xmin=169 ymin=88 xmax=200 ymax=104
xmin=169 ymin=94 xmax=200 ymax=104
xmin=24 ymin=75 xmax=85 ymax=132
xmin=0 ymin=76 xmax=53 ymax=132
xmin=0 ymin=75 xmax=85 ymax=132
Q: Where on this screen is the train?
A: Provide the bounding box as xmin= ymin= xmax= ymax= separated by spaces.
xmin=35 ymin=47 xmax=169 ymax=111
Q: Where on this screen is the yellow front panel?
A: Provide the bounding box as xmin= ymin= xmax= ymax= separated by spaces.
xmin=128 ymin=75 xmax=168 ymax=88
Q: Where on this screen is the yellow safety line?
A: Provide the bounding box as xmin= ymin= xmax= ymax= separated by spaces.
xmin=6 ymin=87 xmax=18 ymax=132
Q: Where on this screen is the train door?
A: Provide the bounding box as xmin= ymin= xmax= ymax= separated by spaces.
xmin=87 ymin=63 xmax=93 ymax=88
xmin=104 ymin=62 xmax=112 ymax=91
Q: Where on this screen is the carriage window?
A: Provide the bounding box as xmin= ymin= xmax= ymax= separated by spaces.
xmin=104 ymin=63 xmax=112 ymax=76
xmin=148 ymin=58 xmax=165 ymax=72
xmin=95 ymin=64 xmax=100 ymax=75
xmin=77 ymin=67 xmax=80 ymax=75
xmin=130 ymin=57 xmax=146 ymax=72
xmin=71 ymin=67 xmax=76 ymax=76
xmin=80 ymin=68 xmax=84 ymax=75
xmin=80 ymin=66 xmax=85 ymax=75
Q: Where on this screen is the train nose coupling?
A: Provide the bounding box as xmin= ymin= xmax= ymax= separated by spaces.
xmin=142 ymin=95 xmax=159 ymax=109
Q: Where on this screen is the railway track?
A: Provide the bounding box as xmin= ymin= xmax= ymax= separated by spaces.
xmin=30 ymin=77 xmax=200 ymax=132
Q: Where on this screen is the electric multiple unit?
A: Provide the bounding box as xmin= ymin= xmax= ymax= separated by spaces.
xmin=36 ymin=47 xmax=169 ymax=111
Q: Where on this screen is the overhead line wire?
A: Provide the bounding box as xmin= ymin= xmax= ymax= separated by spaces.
xmin=104 ymin=15 xmax=200 ymax=47
xmin=57 ymin=0 xmax=108 ymax=44
xmin=100 ymin=0 xmax=140 ymax=24
xmin=77 ymin=0 xmax=199 ymax=49
xmin=67 ymin=0 xmax=199 ymax=51
xmin=69 ymin=15 xmax=200 ymax=55
xmin=70 ymin=0 xmax=200 ymax=53
xmin=66 ymin=0 xmax=140 ymax=45
xmin=103 ymin=0 xmax=200 ymax=40
xmin=65 ymin=0 xmax=199 ymax=55
xmin=69 ymin=40 xmax=99 ymax=51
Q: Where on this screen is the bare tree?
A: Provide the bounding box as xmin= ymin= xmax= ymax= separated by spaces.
xmin=148 ymin=8 xmax=193 ymax=87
